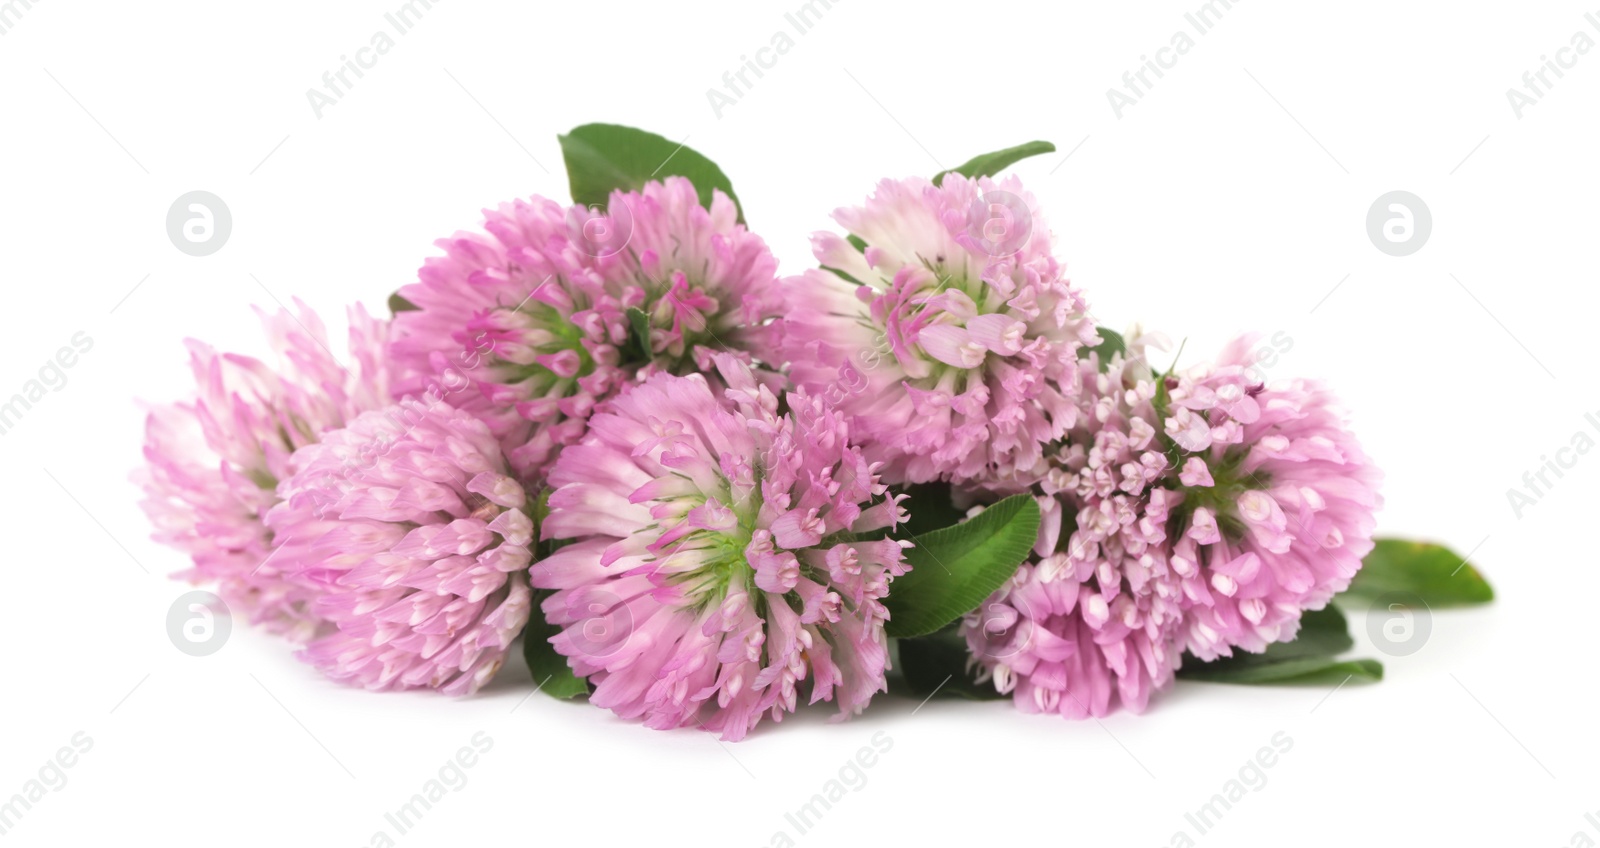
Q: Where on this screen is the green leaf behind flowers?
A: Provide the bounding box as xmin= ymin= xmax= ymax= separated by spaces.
xmin=895 ymin=482 xmax=969 ymax=539
xmin=1340 ymin=538 xmax=1495 ymax=608
xmin=559 ymin=123 xmax=744 ymax=222
xmin=1179 ymin=656 xmax=1384 ymax=685
xmin=884 ymin=494 xmax=1041 ymax=639
xmin=1088 ymin=328 xmax=1125 ymax=370
xmin=387 ymin=292 xmax=419 ymax=314
xmin=933 ymin=140 xmax=1056 ymax=185
xmin=1177 ymin=605 xmax=1383 ymax=685
xmin=522 ymin=489 xmax=586 ymax=700
xmin=522 ymin=591 xmax=589 ymax=701
xmin=625 ymin=306 xmax=652 ymax=360
xmin=895 ymin=625 xmax=1005 ymax=701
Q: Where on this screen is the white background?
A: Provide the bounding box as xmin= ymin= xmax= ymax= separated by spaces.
xmin=1 ymin=0 xmax=1595 ymax=845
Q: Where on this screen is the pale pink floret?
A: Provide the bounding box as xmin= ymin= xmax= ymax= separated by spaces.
xmin=770 ymin=174 xmax=1097 ymax=491
xmin=136 ymin=302 xmax=392 ymax=640
xmin=531 ymin=355 xmax=910 ymax=740
xmin=265 ymin=398 xmax=532 ymax=695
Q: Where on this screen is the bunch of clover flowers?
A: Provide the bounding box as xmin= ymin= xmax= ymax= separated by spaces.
xmin=133 ymin=124 xmax=1407 ymax=737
